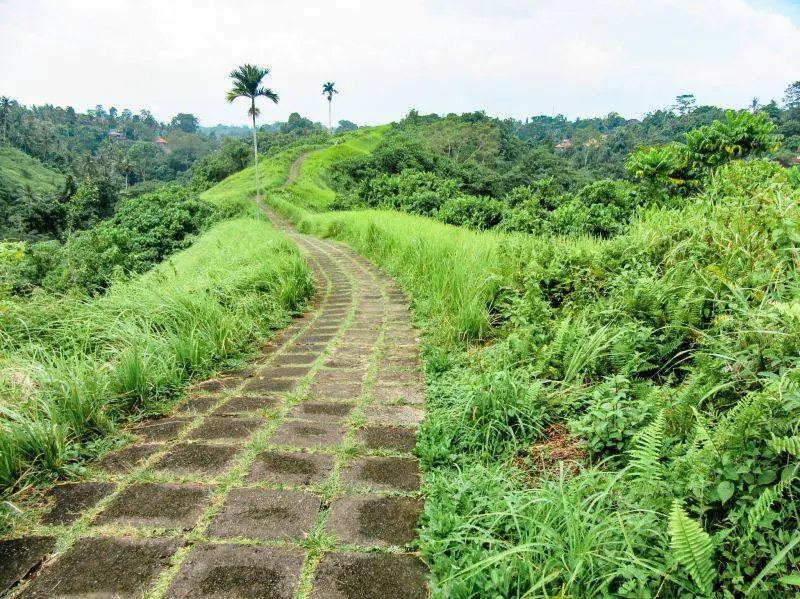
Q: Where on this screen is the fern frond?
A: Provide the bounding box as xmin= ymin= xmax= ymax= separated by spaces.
xmin=628 ymin=410 xmax=666 ymax=482
xmin=743 ymin=470 xmax=797 ymax=543
xmin=768 ymin=435 xmax=800 ymax=456
xmin=691 ymin=407 xmax=718 ymax=459
xmin=668 ymin=501 xmax=716 ymax=593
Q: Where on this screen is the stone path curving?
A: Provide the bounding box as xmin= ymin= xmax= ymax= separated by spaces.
xmin=2 ymin=217 xmax=427 ymax=598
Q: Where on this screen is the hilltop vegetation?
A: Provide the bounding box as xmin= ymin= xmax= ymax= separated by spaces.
xmin=263 ymin=111 xmax=800 ymax=596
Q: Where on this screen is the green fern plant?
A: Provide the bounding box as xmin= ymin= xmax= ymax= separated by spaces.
xmin=668 ymin=500 xmax=716 ymax=593
xmin=628 ymin=409 xmax=666 ymax=482
xmin=768 ymin=435 xmax=800 ymax=456
xmin=742 ymin=468 xmax=797 ymax=545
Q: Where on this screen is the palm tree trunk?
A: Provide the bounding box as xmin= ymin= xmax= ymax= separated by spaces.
xmin=251 ymin=102 xmax=261 ymax=201
xmin=328 ymin=98 xmax=332 ymax=135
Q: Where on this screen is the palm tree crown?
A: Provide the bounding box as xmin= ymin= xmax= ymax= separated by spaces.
xmin=226 ymin=64 xmax=279 ymax=202
xmin=322 ymin=82 xmax=338 ymax=102
xmin=227 ymin=64 xmax=280 ymax=114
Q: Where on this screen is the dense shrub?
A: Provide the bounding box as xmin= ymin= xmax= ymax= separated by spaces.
xmin=437 ymin=195 xmax=504 ymax=230
xmin=6 ymin=186 xmax=217 ymax=294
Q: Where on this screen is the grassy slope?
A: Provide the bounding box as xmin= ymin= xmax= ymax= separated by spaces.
xmin=0 ymin=144 xmax=65 ymax=196
xmin=287 ymin=127 xmax=386 ymax=211
xmin=1 ymin=208 xmax=313 ymax=526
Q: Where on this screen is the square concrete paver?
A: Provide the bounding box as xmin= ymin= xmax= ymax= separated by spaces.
xmin=216 ymin=395 xmax=280 ymax=415
xmin=311 ymin=552 xmax=427 ymax=599
xmin=17 ymin=536 xmax=179 ymax=599
xmin=0 ymin=537 xmax=56 ymax=594
xmin=96 ymin=444 xmax=162 ymax=473
xmin=247 ymin=451 xmax=335 ymax=486
xmin=380 ymin=356 xmax=420 ymax=370
xmin=208 ymin=489 xmax=320 ymax=541
xmin=167 ymin=544 xmax=305 ymax=599
xmin=310 ymin=381 xmax=363 ymax=400
xmin=176 ymin=396 xmax=219 ymax=414
xmin=133 ymin=417 xmax=191 ymax=442
xmin=364 ymin=406 xmax=423 ymax=428
xmin=340 ymin=457 xmax=420 ymax=492
xmin=358 ymin=427 xmax=417 ymax=453
xmin=193 ymin=377 xmax=241 ymax=392
xmin=273 ymin=353 xmax=317 ymax=366
xmin=315 ymin=370 xmax=366 ymax=385
xmin=371 ymin=384 xmax=424 ymax=405
xmin=287 ymin=401 xmax=355 ymax=422
xmin=374 ymin=371 xmax=423 ymax=385
xmin=93 ymin=483 xmax=212 ymax=530
xmin=301 ymin=333 xmax=336 ymax=344
xmin=262 ymin=366 xmax=313 ymax=378
xmin=325 ymin=496 xmax=423 ymax=547
xmin=269 ymin=421 xmax=347 ymax=449
xmin=188 ymin=416 xmax=265 ymax=443
xmin=153 ymin=444 xmax=241 ymax=477
xmin=243 ymin=376 xmax=298 ymax=393
xmin=41 ymin=481 xmax=116 ymax=525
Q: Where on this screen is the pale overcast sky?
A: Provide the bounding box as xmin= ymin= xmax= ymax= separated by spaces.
xmin=1 ymin=0 xmax=799 ymax=127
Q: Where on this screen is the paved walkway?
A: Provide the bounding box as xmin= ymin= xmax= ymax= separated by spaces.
xmin=2 ymin=215 xmax=427 ymax=597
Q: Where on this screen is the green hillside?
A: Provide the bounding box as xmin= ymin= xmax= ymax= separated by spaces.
xmin=0 ymin=143 xmax=65 ymax=197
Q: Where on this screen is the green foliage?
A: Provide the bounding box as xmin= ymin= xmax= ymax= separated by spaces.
xmin=684 ymin=110 xmax=782 ymax=168
xmin=5 ymin=186 xmax=218 ymax=294
xmin=437 ymin=194 xmax=504 ymax=230
xmin=628 ymin=111 xmax=783 ymax=201
xmin=570 ymin=376 xmax=657 ymax=457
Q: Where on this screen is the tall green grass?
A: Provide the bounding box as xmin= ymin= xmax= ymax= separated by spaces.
xmin=0 ymin=218 xmax=312 ymax=497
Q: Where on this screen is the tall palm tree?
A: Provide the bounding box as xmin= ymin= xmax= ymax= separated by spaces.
xmin=227 ymin=64 xmax=279 ymax=202
xmin=322 ymin=82 xmax=338 ymax=134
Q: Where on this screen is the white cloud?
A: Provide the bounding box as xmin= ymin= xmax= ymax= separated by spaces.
xmin=0 ymin=0 xmax=798 ymax=126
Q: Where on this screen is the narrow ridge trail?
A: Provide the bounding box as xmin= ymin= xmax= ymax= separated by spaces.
xmin=4 ymin=157 xmax=428 ymax=598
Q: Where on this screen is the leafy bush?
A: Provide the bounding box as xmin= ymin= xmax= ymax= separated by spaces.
xmin=7 ymin=186 xmax=217 ymax=294
xmin=437 ymin=194 xmax=504 ymax=230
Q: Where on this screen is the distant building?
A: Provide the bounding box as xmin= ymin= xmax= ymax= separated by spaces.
xmin=155 ymin=137 xmax=171 ymax=154
xmin=108 ymin=130 xmax=124 ymax=139
xmin=555 ymin=139 xmax=573 ymax=151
